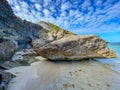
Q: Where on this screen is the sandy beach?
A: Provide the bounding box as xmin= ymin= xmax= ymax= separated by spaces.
xmin=6 ymin=58 xmax=120 ymax=90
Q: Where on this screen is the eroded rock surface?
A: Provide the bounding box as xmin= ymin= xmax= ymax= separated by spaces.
xmin=33 ymin=35 xmax=116 ymax=60
xmin=0 ymin=0 xmax=43 ymax=49
xmin=0 ymin=41 xmax=18 ymax=61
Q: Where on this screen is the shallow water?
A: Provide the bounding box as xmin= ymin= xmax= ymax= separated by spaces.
xmin=7 ymin=43 xmax=120 ymax=90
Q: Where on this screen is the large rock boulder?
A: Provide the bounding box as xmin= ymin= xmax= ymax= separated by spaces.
xmin=33 ymin=35 xmax=116 ymax=60
xmin=0 ymin=41 xmax=18 ymax=61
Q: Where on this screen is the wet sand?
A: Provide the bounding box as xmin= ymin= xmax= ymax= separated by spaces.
xmin=6 ymin=59 xmax=120 ymax=90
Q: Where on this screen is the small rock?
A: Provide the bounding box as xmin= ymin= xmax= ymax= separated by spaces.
xmin=12 ymin=54 xmax=23 ymax=61
xmin=35 ymin=56 xmax=47 ymax=61
xmin=12 ymin=49 xmax=36 ymax=61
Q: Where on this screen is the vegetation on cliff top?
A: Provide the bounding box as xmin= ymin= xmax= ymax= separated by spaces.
xmin=38 ymin=21 xmax=76 ymax=35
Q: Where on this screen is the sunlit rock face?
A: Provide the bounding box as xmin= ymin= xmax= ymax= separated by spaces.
xmin=33 ymin=34 xmax=116 ymax=60
xmin=32 ymin=22 xmax=116 ymax=60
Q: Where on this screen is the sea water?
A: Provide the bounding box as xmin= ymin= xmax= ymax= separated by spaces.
xmin=108 ymin=43 xmax=120 ymax=56
xmin=98 ymin=43 xmax=120 ymax=73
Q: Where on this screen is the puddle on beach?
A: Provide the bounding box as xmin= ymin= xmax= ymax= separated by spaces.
xmin=7 ymin=59 xmax=120 ymax=90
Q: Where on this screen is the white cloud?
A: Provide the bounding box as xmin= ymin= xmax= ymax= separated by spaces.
xmin=13 ymin=5 xmax=21 ymax=11
xmin=49 ymin=6 xmax=56 ymax=12
xmin=60 ymin=11 xmax=67 ymax=17
xmin=43 ymin=9 xmax=51 ymax=17
xmin=7 ymin=0 xmax=19 ymax=5
xmin=20 ymin=1 xmax=29 ymax=8
xmin=34 ymin=3 xmax=42 ymax=11
xmin=43 ymin=0 xmax=52 ymax=7
xmin=81 ymin=0 xmax=91 ymax=10
xmin=94 ymin=0 xmax=103 ymax=6
xmin=61 ymin=1 xmax=71 ymax=11
xmin=30 ymin=0 xmax=37 ymax=3
xmin=7 ymin=0 xmax=120 ymax=35
xmin=106 ymin=2 xmax=120 ymax=17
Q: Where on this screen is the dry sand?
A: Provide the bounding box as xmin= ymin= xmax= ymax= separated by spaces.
xmin=6 ymin=59 xmax=120 ymax=90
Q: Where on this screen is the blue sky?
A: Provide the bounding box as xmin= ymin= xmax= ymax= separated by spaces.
xmin=7 ymin=0 xmax=120 ymax=42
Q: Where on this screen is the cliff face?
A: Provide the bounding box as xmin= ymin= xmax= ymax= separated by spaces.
xmin=0 ymin=0 xmax=14 ymax=18
xmin=0 ymin=0 xmax=116 ymax=61
xmin=0 ymin=0 xmax=43 ymax=49
xmin=0 ymin=0 xmax=15 ymax=29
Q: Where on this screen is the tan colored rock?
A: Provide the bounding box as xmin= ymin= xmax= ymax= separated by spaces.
xmin=35 ymin=56 xmax=47 ymax=61
xmin=34 ymin=35 xmax=116 ymax=60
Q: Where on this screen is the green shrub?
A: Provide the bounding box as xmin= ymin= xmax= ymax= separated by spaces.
xmin=49 ymin=23 xmax=62 ymax=32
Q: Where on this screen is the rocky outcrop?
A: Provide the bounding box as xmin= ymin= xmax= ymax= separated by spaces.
xmin=0 ymin=0 xmax=14 ymax=17
xmin=0 ymin=70 xmax=15 ymax=90
xmin=0 ymin=41 xmax=18 ymax=61
xmin=12 ymin=49 xmax=37 ymax=61
xmin=34 ymin=35 xmax=116 ymax=60
xmin=0 ymin=0 xmax=44 ymax=49
xmin=37 ymin=21 xmax=76 ymax=40
xmin=32 ymin=21 xmax=76 ymax=48
xmin=12 ymin=49 xmax=47 ymax=64
xmin=0 ymin=0 xmax=116 ymax=61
